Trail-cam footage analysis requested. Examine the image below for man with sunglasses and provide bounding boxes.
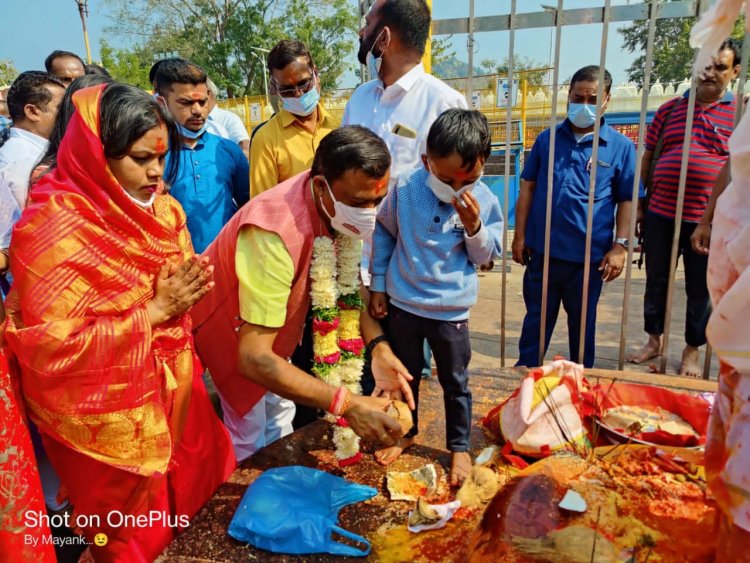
[250,40,339,197]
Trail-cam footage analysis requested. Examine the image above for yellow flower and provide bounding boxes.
[313,330,339,358]
[338,309,362,341]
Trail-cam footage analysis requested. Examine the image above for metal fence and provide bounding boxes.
[219,0,747,379]
[441,0,747,378]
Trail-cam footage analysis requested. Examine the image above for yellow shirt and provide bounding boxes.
[235,226,294,328]
[250,104,340,198]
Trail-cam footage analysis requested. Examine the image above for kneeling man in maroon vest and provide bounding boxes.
[191,125,414,461]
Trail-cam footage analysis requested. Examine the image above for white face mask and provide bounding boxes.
[122,188,157,210]
[317,178,376,240]
[426,170,477,204]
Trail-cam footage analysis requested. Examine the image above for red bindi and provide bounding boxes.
[155,137,166,152]
[191,93,202,100]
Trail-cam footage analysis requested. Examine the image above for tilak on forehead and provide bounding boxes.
[374,177,387,194]
[155,136,167,153]
[453,168,473,180]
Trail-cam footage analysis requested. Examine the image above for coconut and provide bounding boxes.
[456,466,499,508]
[386,400,414,436]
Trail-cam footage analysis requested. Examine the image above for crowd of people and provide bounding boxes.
[0,0,747,559]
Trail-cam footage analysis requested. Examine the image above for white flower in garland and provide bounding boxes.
[336,236,362,296]
[333,426,360,460]
[310,234,367,465]
[310,237,338,309]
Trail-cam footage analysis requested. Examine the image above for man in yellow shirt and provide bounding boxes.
[250,40,340,197]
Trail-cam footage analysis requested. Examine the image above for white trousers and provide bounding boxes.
[218,391,296,463]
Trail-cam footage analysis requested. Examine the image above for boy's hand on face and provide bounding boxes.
[453,191,481,237]
[369,291,388,319]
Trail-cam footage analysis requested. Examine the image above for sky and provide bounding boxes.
[2,0,640,88]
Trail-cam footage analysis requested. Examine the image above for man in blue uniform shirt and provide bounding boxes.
[156,59,249,253]
[512,65,642,368]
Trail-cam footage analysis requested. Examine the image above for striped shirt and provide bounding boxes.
[646,90,735,222]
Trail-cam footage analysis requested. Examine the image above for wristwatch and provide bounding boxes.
[365,335,389,357]
[614,237,630,248]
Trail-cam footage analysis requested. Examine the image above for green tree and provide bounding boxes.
[0,59,18,86]
[479,58,497,75]
[100,41,153,89]
[103,0,358,97]
[620,1,745,86]
[495,55,547,87]
[431,36,455,78]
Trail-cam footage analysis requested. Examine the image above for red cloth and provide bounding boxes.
[191,171,331,417]
[4,85,235,561]
[587,381,710,447]
[0,350,55,562]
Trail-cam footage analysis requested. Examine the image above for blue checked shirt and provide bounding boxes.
[370,167,503,321]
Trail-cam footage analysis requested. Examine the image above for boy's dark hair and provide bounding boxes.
[570,65,613,94]
[426,109,491,169]
[267,40,313,72]
[311,125,390,182]
[85,64,111,78]
[44,50,85,72]
[7,71,65,121]
[155,59,207,94]
[380,0,431,56]
[720,37,742,67]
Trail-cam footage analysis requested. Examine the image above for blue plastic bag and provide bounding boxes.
[228,466,378,556]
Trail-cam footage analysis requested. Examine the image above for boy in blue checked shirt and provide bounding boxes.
[369,109,503,486]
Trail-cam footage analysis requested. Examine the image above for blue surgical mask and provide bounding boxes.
[366,30,385,80]
[567,103,597,129]
[177,121,208,139]
[282,86,320,117]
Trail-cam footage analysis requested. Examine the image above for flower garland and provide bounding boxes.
[310,236,366,466]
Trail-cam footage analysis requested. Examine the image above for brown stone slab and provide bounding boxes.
[159,366,713,561]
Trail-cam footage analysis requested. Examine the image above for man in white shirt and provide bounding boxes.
[343,0,469,400]
[206,78,251,158]
[343,0,468,186]
[344,0,468,286]
[0,71,65,210]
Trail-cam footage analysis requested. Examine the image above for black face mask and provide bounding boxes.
[357,26,383,66]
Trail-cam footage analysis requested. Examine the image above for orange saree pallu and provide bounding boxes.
[4,85,235,561]
[0,349,56,562]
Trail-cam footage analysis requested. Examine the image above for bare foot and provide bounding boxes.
[626,335,662,364]
[450,451,472,487]
[679,345,702,378]
[374,437,414,466]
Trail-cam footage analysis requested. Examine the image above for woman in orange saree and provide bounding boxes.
[4,83,235,562]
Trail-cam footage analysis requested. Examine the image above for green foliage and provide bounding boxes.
[337,293,363,310]
[312,308,338,322]
[0,59,18,86]
[103,0,358,96]
[494,55,547,87]
[619,1,745,86]
[431,35,455,78]
[100,41,152,89]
